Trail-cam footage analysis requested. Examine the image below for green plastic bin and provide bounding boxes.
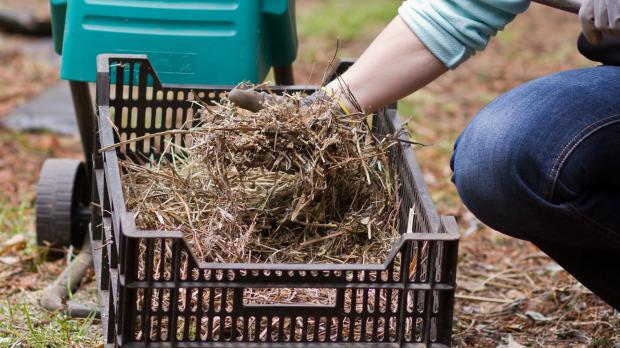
[50,0,298,84]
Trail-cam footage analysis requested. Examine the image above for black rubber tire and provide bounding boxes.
[36,159,89,257]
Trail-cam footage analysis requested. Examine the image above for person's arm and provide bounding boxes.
[326,0,531,112]
[324,17,447,112]
[230,0,531,113]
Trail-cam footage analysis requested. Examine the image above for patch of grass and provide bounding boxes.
[0,197,99,346]
[397,100,422,123]
[0,298,100,347]
[0,199,46,266]
[496,27,518,46]
[298,0,400,41]
[590,337,612,348]
[0,200,32,236]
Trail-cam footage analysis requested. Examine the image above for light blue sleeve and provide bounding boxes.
[398,0,530,68]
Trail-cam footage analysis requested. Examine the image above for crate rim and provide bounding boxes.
[118,211,458,271]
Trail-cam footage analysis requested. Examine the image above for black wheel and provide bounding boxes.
[36,159,89,257]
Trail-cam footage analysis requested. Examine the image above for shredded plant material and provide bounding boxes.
[120,89,401,264]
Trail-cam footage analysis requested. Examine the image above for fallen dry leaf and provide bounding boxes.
[497,334,526,348]
[13,273,40,291]
[0,234,28,255]
[0,256,20,265]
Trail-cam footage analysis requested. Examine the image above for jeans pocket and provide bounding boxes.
[544,113,620,202]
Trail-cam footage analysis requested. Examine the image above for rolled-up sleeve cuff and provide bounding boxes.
[398,3,471,69]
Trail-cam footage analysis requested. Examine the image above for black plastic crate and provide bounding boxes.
[92,54,459,347]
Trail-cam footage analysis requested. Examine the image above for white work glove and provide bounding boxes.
[580,0,620,44]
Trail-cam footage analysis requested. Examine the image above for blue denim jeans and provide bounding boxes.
[451,66,620,310]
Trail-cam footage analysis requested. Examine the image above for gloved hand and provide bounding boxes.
[227,85,285,112]
[580,0,620,44]
[228,85,351,114]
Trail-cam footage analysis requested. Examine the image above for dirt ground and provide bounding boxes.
[0,1,618,347]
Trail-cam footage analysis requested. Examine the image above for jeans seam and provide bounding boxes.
[544,113,620,201]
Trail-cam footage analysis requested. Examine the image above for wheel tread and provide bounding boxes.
[36,159,88,255]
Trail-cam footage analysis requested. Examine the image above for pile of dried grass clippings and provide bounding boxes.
[120,87,401,264]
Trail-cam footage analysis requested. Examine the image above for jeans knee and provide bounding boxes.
[452,67,620,246]
[451,102,543,239]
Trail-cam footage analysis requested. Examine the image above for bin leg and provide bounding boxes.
[274,65,294,85]
[69,81,95,179]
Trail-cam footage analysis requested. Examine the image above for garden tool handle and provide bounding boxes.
[533,0,582,14]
